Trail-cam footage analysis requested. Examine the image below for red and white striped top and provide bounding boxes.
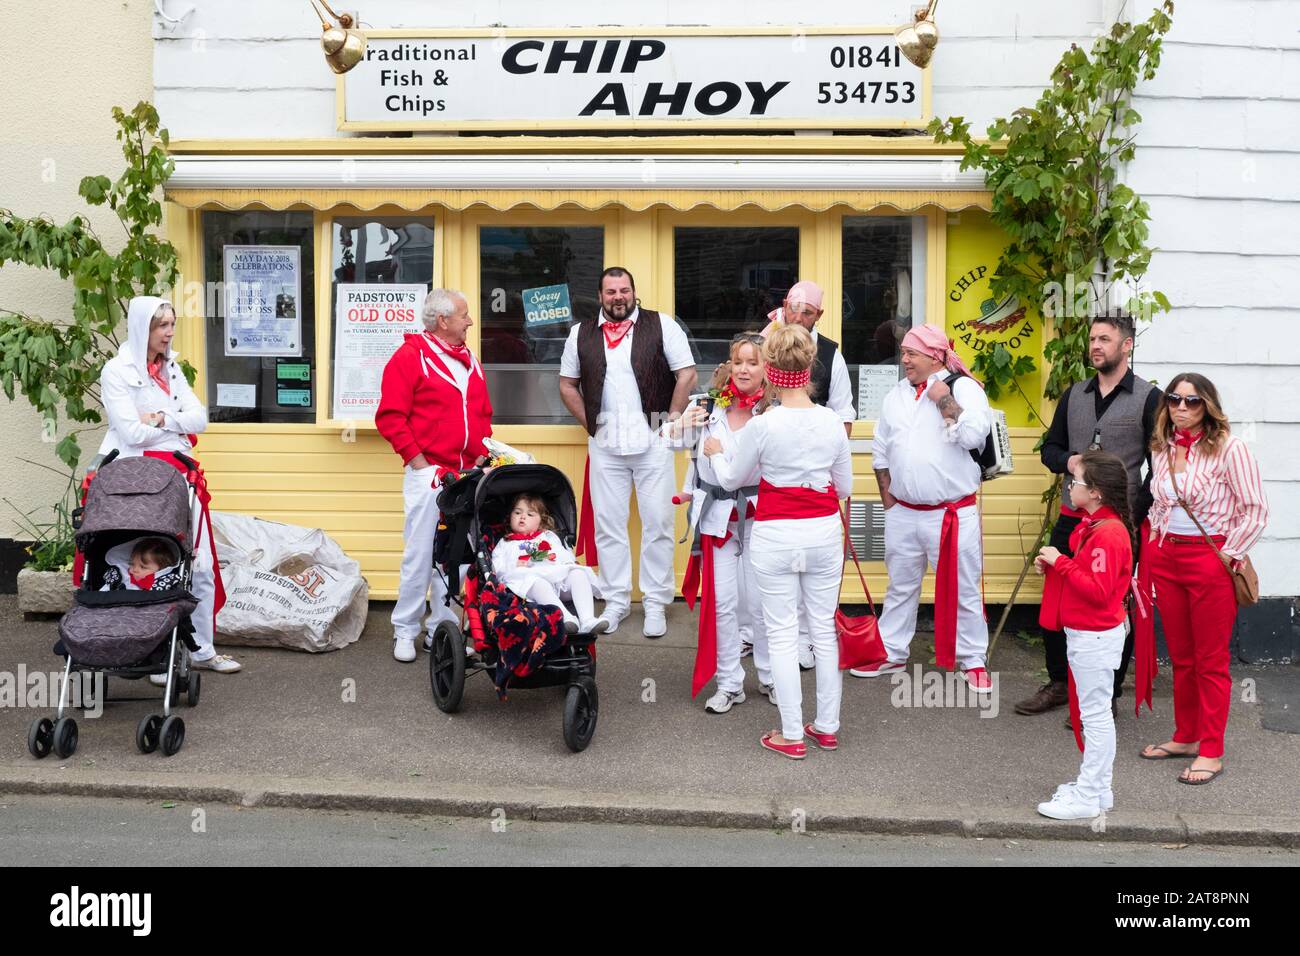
[1148,434,1268,559]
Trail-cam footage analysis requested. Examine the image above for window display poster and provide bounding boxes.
[333,283,426,420]
[857,363,900,421]
[223,245,303,357]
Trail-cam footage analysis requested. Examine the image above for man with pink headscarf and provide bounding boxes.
[764,280,855,435]
[853,323,994,692]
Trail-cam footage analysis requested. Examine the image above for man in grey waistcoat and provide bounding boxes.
[1015,311,1159,720]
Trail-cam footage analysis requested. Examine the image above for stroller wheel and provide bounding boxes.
[27,717,54,759]
[562,677,599,753]
[159,715,185,757]
[51,717,78,759]
[136,714,162,754]
[186,671,201,707]
[428,621,466,714]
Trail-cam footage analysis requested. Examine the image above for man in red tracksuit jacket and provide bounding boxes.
[376,288,493,662]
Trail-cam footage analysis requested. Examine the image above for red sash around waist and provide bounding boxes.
[893,493,978,670]
[754,478,839,521]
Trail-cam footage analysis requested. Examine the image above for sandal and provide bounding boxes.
[1178,762,1224,786]
[1139,743,1197,761]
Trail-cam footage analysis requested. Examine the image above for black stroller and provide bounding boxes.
[429,464,600,752]
[26,451,204,760]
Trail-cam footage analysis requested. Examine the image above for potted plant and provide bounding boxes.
[7,462,80,616]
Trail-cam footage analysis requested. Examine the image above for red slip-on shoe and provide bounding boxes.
[848,658,907,678]
[803,724,839,750]
[760,732,807,760]
[962,667,993,694]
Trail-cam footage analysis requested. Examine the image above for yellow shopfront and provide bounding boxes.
[163,137,1051,604]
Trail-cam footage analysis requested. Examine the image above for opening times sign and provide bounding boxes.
[339,27,929,132]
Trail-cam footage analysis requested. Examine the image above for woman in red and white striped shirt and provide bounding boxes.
[1138,373,1267,785]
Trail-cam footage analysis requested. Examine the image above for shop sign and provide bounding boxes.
[522,283,573,328]
[339,27,929,132]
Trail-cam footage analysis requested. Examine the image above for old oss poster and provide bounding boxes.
[332,284,426,420]
[223,245,302,357]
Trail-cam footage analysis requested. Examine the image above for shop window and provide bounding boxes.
[329,217,435,422]
[478,225,604,425]
[841,216,925,420]
[673,226,799,369]
[202,211,315,423]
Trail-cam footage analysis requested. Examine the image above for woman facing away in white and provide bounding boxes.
[705,324,852,760]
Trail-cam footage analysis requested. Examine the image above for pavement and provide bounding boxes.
[2,595,1298,848]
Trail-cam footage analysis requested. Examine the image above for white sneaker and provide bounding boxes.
[579,618,611,635]
[393,638,417,662]
[757,682,778,706]
[704,689,746,714]
[1037,790,1102,820]
[642,604,667,639]
[1053,781,1114,812]
[599,607,628,634]
[191,654,242,673]
[149,674,168,687]
[798,644,815,670]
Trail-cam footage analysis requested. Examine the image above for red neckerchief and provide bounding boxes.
[129,571,156,590]
[913,382,926,401]
[505,530,544,541]
[723,379,762,410]
[423,331,471,369]
[602,317,633,349]
[1074,505,1120,542]
[147,357,170,395]
[1173,428,1201,452]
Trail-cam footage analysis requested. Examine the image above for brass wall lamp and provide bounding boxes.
[309,0,367,74]
[896,0,940,69]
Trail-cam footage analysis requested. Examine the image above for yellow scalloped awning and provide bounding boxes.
[164,187,992,213]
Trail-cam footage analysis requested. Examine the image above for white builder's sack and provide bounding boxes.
[211,512,369,652]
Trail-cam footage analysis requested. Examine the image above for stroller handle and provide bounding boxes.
[99,449,121,469]
[172,451,198,471]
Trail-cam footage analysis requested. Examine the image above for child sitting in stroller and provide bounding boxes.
[100,537,183,592]
[490,494,609,636]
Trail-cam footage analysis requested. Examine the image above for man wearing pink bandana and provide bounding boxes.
[856,323,994,692]
[762,280,856,434]
[377,288,493,663]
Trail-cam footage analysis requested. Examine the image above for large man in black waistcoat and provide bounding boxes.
[559,267,697,638]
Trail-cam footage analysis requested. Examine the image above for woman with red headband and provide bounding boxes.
[704,324,852,760]
[664,333,773,714]
[1137,373,1267,786]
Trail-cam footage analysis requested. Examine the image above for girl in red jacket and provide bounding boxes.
[1034,451,1134,820]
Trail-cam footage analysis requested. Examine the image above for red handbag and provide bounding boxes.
[836,504,888,671]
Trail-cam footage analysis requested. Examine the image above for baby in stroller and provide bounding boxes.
[100,537,183,592]
[490,494,609,636]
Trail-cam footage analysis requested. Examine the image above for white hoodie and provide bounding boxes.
[96,296,208,458]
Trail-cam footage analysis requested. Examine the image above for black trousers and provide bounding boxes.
[1041,513,1137,700]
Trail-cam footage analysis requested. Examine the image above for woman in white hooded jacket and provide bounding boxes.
[96,296,241,674]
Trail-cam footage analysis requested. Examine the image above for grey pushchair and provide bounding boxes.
[26,450,204,760]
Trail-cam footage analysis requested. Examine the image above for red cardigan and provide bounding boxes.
[1039,507,1133,631]
[376,333,493,469]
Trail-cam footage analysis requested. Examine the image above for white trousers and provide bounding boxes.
[1066,623,1126,803]
[750,528,843,741]
[710,521,771,693]
[587,440,676,613]
[190,535,216,660]
[392,464,457,642]
[878,503,988,670]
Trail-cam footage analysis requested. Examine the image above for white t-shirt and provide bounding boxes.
[710,404,853,548]
[560,308,695,455]
[871,372,992,505]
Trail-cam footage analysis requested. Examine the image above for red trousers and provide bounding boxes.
[1149,534,1238,759]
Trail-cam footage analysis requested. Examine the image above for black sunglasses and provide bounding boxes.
[1165,393,1204,409]
[731,332,765,346]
